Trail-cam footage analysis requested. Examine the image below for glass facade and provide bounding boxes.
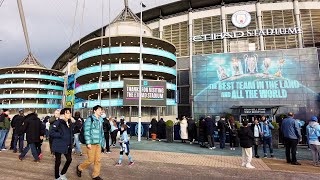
[192,48,320,121]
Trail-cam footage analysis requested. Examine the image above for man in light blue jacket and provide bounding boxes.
[260,116,274,158]
[77,105,105,180]
[306,116,320,166]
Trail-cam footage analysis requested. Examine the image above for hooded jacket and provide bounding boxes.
[238,126,254,148]
[84,114,105,147]
[50,118,74,154]
[0,113,10,130]
[306,121,320,145]
[20,113,42,144]
[11,114,25,134]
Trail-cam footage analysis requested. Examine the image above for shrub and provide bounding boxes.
[166,120,174,127]
[271,121,279,130]
[235,121,241,129]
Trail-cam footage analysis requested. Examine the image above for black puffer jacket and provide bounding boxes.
[150,119,158,134]
[11,114,25,135]
[20,113,42,144]
[238,126,254,148]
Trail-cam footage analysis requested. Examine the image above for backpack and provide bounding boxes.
[79,116,93,144]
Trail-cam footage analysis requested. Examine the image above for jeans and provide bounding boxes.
[55,149,72,179]
[230,135,237,148]
[20,143,39,160]
[207,135,215,148]
[111,130,118,145]
[74,133,82,154]
[13,134,24,152]
[219,132,226,149]
[284,138,298,163]
[0,129,9,149]
[263,136,273,155]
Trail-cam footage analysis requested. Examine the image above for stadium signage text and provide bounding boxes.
[192,27,302,42]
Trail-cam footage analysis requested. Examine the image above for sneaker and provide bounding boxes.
[79,153,83,156]
[212,147,216,150]
[1,148,8,151]
[38,153,43,160]
[93,176,103,180]
[18,155,23,161]
[264,155,267,158]
[76,165,82,177]
[245,164,255,169]
[230,148,233,150]
[159,139,161,142]
[13,150,17,153]
[233,148,236,151]
[105,151,111,154]
[128,162,135,166]
[209,147,213,150]
[190,142,193,144]
[60,174,67,180]
[112,144,116,147]
[291,162,301,165]
[241,162,246,167]
[115,163,122,166]
[255,155,260,158]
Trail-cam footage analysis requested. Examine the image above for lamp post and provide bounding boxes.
[138,1,146,142]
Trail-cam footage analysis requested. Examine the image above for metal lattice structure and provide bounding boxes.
[18,53,46,68]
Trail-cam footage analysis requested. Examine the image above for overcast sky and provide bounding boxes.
[0,0,177,68]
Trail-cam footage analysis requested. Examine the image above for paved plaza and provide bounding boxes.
[0,138,319,180]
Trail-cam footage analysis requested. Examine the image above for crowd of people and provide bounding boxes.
[0,106,134,180]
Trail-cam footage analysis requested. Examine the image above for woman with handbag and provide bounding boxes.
[251,119,262,158]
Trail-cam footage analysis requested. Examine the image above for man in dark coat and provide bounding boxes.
[187,118,197,144]
[11,109,25,153]
[50,108,74,180]
[157,118,166,141]
[199,117,207,147]
[218,117,228,149]
[18,112,42,162]
[205,116,216,149]
[102,112,111,153]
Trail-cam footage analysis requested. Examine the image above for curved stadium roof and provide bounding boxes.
[52,0,286,70]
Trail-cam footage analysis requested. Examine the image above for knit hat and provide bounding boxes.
[311,116,318,122]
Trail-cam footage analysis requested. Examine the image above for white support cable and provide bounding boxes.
[99,0,104,106]
[108,0,112,117]
[0,0,5,7]
[17,0,31,54]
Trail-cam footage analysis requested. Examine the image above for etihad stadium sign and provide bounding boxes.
[192,27,302,42]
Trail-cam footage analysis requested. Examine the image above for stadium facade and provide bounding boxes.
[53,0,320,121]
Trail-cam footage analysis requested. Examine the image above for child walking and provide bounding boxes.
[238,120,255,169]
[115,119,134,166]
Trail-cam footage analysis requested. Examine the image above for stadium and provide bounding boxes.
[53,0,320,122]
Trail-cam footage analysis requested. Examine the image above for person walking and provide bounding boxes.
[110,117,118,147]
[228,117,238,150]
[187,118,197,144]
[102,113,111,153]
[18,112,43,162]
[0,109,10,152]
[77,105,105,180]
[281,112,302,165]
[180,116,188,143]
[251,119,262,158]
[239,120,255,169]
[306,116,320,166]
[205,116,216,149]
[11,109,25,153]
[50,108,74,180]
[260,116,274,158]
[218,117,228,149]
[73,111,83,156]
[49,109,61,155]
[115,119,134,166]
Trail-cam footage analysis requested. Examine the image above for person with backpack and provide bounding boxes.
[77,105,105,180]
[50,108,74,180]
[0,108,10,152]
[11,109,25,153]
[73,111,83,156]
[306,116,320,166]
